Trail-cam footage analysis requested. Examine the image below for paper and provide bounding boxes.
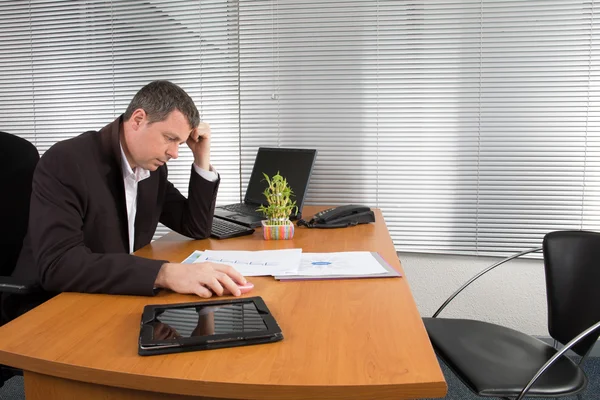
[181,250,203,264]
[194,249,302,276]
[181,249,400,281]
[280,251,388,277]
[274,252,401,281]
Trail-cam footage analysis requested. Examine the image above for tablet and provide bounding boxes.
[138,296,283,356]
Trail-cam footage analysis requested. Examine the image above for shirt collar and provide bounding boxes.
[119,142,150,182]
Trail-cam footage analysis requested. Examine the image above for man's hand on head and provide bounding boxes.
[187,122,211,171]
[154,261,246,298]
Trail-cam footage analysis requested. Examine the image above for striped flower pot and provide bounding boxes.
[261,220,295,240]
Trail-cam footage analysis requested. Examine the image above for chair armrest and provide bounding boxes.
[515,320,600,400]
[0,276,39,294]
[432,247,542,318]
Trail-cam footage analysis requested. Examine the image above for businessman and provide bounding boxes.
[3,81,245,322]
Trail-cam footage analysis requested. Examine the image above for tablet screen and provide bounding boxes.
[152,302,268,340]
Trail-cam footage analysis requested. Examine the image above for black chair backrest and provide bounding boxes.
[543,230,600,356]
[0,132,39,278]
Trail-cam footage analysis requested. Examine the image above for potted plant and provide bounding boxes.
[257,172,298,240]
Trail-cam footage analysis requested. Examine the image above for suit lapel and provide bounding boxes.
[99,116,131,252]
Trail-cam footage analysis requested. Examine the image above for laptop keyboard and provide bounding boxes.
[211,218,255,239]
[221,203,263,217]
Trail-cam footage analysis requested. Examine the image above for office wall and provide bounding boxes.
[399,252,547,336]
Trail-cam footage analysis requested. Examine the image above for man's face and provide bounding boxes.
[125,109,191,171]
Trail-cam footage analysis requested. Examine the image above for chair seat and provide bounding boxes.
[423,318,588,398]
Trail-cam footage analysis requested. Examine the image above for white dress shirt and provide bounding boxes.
[119,145,218,253]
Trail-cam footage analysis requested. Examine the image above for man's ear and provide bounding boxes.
[130,109,147,130]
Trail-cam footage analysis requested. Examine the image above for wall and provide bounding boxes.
[399,252,548,336]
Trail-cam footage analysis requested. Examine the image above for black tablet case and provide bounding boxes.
[138,296,283,356]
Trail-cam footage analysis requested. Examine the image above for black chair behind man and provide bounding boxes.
[0,131,40,387]
[424,230,600,400]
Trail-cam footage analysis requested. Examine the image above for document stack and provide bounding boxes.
[182,249,401,280]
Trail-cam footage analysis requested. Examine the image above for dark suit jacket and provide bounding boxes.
[9,116,219,308]
[0,132,39,278]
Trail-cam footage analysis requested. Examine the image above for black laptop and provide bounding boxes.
[214,147,317,227]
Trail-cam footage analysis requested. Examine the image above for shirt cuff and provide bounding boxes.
[193,164,219,182]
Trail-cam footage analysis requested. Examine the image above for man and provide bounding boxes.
[4,81,245,321]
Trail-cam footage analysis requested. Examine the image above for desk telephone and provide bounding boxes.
[297,205,375,228]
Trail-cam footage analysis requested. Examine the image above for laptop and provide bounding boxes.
[214,147,317,227]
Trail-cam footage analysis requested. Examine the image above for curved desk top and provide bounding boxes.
[0,207,446,399]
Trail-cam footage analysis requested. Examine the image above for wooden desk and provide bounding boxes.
[0,207,446,400]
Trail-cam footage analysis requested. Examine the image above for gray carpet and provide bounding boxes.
[0,376,23,400]
[0,358,598,399]
[424,356,600,400]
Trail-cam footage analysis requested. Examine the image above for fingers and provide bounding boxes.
[161,262,246,298]
[202,276,225,296]
[199,272,241,297]
[189,128,199,142]
[212,263,247,285]
[196,122,211,137]
[216,272,242,297]
[193,284,214,298]
[189,123,211,142]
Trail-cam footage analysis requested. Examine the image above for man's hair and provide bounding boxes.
[123,80,200,129]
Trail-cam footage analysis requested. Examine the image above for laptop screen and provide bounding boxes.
[244,148,317,211]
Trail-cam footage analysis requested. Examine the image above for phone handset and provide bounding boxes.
[297,205,375,229]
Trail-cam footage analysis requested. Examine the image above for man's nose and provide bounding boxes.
[167,143,179,159]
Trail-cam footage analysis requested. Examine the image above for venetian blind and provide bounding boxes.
[0,0,241,239]
[238,0,600,255]
[1,0,599,256]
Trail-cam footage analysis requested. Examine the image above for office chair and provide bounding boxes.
[423,230,600,400]
[0,131,40,387]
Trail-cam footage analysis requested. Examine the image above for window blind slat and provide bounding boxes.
[0,0,240,239]
[238,0,598,254]
[1,0,599,254]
